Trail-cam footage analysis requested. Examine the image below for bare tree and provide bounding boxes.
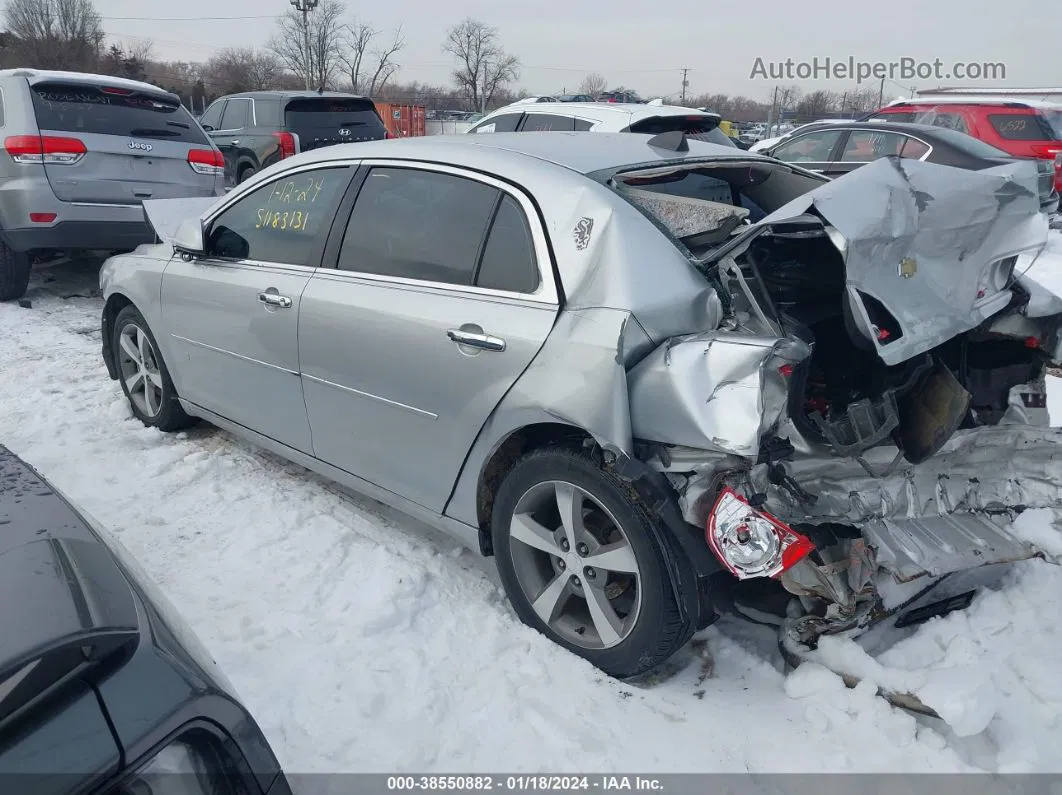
[205,48,283,96]
[269,0,346,90]
[3,0,104,70]
[578,72,607,97]
[442,18,519,113]
[794,90,838,121]
[343,21,404,96]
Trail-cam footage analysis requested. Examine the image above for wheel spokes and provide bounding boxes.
[554,482,585,550]
[510,513,563,555]
[583,540,639,575]
[119,331,141,365]
[584,582,625,647]
[531,572,571,625]
[124,371,145,394]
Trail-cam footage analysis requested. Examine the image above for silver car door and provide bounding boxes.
[299,162,559,513]
[160,164,355,453]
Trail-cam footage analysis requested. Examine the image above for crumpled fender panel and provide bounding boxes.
[626,331,810,457]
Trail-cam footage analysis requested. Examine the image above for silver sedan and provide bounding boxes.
[100,131,1062,686]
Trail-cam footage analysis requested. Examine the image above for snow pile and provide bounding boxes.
[1,264,1061,773]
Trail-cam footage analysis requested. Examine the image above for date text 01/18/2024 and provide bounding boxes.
[386,777,664,792]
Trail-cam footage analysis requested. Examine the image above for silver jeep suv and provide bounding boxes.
[0,69,225,300]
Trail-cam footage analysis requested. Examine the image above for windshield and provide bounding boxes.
[30,83,207,143]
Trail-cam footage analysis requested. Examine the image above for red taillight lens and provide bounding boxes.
[272,131,296,158]
[187,148,224,176]
[707,488,814,580]
[29,212,57,223]
[5,135,86,165]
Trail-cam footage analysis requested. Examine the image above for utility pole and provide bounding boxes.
[878,75,885,107]
[290,0,319,90]
[767,85,778,135]
[680,68,689,105]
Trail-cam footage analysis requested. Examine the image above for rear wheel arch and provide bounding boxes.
[475,422,595,556]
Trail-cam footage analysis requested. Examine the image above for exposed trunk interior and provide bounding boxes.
[733,225,1048,461]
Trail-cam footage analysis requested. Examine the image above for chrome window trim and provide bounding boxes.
[328,157,560,306]
[769,128,846,161]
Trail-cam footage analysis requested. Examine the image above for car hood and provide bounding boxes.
[707,156,1050,366]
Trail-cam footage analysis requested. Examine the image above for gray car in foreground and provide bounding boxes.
[98,132,1062,704]
[0,445,290,795]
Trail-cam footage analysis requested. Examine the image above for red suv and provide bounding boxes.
[865,101,1062,193]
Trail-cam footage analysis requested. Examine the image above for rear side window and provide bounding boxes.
[573,118,593,131]
[900,137,930,159]
[988,113,1057,141]
[628,115,734,147]
[522,113,574,131]
[284,97,385,135]
[912,110,969,134]
[339,167,498,285]
[475,195,540,293]
[30,83,209,144]
[219,98,250,130]
[839,130,905,161]
[471,113,522,133]
[252,98,282,128]
[206,167,350,265]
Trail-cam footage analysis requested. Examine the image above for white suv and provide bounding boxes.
[467,101,737,147]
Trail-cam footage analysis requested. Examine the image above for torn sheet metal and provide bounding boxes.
[757,424,1062,525]
[756,157,1050,366]
[142,197,218,245]
[626,332,810,457]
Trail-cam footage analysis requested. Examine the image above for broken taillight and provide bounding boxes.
[706,488,814,580]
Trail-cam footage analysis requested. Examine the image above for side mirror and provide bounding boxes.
[173,218,206,260]
[202,124,215,132]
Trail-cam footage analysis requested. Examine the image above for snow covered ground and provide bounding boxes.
[2,236,1062,773]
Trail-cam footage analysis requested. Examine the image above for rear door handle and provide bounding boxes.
[447,329,506,352]
[258,292,292,308]
[229,139,240,145]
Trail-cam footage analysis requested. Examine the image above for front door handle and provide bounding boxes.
[258,292,292,308]
[447,329,506,352]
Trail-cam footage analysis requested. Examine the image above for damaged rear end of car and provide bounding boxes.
[611,152,1062,692]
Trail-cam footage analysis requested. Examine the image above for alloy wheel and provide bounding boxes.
[117,323,165,418]
[508,480,642,649]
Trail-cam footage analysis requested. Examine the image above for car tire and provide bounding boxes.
[491,447,693,679]
[237,165,256,184]
[112,305,197,432]
[0,242,31,301]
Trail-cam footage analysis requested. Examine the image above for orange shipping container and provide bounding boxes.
[374,102,427,138]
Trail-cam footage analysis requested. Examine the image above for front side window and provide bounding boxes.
[199,101,225,131]
[206,167,350,265]
[338,167,498,286]
[772,130,844,162]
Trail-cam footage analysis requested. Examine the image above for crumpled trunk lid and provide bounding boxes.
[714,156,1050,367]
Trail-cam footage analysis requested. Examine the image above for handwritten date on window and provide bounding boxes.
[254,176,329,233]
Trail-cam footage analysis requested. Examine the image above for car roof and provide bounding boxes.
[289,131,758,176]
[221,90,373,101]
[487,101,721,122]
[0,68,173,98]
[885,97,1059,111]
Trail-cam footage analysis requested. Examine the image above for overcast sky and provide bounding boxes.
[95,0,1060,100]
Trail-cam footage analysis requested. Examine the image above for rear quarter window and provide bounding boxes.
[30,83,208,144]
[987,113,1057,141]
